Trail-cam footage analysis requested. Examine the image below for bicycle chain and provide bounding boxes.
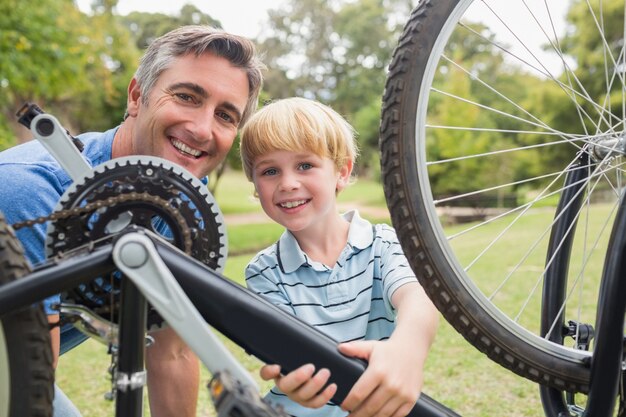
[9,184,200,331]
[11,191,193,254]
[7,156,226,332]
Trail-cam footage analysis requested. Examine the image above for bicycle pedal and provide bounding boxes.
[208,371,289,417]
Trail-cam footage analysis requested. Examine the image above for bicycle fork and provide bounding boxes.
[540,154,626,417]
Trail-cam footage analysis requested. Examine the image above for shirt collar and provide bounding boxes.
[277,209,374,273]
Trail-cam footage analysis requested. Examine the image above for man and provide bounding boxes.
[0,25,265,416]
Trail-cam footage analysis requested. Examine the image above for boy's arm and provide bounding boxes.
[338,282,439,417]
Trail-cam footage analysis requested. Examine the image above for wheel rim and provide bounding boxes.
[0,322,10,417]
[415,0,625,369]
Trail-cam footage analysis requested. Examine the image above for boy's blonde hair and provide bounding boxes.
[240,97,358,180]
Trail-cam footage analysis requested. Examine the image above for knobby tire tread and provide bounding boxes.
[0,212,54,417]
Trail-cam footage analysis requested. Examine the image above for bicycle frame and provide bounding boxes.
[0,226,458,417]
[540,154,626,417]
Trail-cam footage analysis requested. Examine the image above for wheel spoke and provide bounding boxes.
[381,0,625,394]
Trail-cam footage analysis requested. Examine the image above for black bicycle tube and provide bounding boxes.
[582,193,626,416]
[115,278,147,417]
[0,245,114,316]
[155,239,461,417]
[540,157,589,416]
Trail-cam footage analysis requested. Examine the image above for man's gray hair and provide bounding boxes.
[132,25,265,126]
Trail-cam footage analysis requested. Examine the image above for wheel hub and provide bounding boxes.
[589,131,626,162]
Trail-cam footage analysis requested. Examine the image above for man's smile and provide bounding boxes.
[170,137,203,158]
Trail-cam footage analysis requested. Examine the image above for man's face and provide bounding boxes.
[123,53,249,178]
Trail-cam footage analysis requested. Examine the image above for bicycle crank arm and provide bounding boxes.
[17,104,92,183]
[152,234,460,417]
[112,231,259,391]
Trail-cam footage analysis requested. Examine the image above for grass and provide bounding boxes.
[338,176,387,207]
[226,222,284,256]
[54,170,601,417]
[212,170,261,215]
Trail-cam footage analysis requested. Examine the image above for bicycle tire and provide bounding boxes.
[378,0,626,393]
[0,211,54,417]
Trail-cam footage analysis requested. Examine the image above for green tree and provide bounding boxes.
[120,5,222,50]
[562,0,624,109]
[258,0,415,175]
[506,0,626,187]
[351,96,383,177]
[425,21,546,201]
[0,0,145,145]
[64,0,141,133]
[0,0,95,144]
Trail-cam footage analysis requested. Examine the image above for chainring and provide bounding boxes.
[47,156,227,326]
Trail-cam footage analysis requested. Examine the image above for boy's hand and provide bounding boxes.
[337,339,423,417]
[259,363,337,409]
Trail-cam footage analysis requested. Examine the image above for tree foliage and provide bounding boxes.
[1,0,96,143]
[1,0,620,199]
[0,1,224,148]
[257,0,415,173]
[120,4,222,50]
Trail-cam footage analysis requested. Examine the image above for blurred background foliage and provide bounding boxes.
[0,0,608,196]
[0,0,415,180]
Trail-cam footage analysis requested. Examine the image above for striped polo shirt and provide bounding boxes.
[245,210,417,417]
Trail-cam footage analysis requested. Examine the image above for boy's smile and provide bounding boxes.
[278,199,311,210]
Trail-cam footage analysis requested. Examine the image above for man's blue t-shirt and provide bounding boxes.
[0,128,116,352]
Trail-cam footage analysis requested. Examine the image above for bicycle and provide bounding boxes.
[0,104,457,417]
[4,1,626,416]
[379,0,625,415]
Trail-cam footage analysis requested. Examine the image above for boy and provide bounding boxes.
[239,97,439,417]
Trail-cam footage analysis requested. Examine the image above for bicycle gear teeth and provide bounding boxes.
[47,156,227,270]
[43,156,227,328]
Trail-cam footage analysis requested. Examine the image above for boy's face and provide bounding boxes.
[252,149,352,233]
[121,53,249,179]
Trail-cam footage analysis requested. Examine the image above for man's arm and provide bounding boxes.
[145,326,200,417]
[49,314,60,368]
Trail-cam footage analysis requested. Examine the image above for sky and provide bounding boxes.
[74,0,570,74]
[76,0,279,39]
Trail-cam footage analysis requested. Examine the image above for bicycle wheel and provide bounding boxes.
[0,212,54,417]
[380,0,625,393]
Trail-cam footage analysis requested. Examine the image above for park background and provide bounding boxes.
[1,0,591,415]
